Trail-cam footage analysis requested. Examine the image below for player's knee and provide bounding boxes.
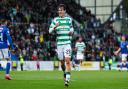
[66,60,70,65]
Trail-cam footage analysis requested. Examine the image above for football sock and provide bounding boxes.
[126,63,128,69]
[6,61,11,75]
[78,64,80,71]
[66,72,71,82]
[64,73,66,78]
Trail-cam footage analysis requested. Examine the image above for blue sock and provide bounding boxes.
[126,63,128,69]
[6,62,11,75]
[120,63,123,69]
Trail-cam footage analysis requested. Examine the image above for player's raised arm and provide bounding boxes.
[114,47,121,56]
[49,18,59,33]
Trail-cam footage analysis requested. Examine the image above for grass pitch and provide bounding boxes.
[0,70,128,89]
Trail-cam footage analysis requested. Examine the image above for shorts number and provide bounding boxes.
[66,49,70,54]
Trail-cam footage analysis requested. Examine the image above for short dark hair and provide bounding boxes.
[58,4,66,11]
[0,19,7,24]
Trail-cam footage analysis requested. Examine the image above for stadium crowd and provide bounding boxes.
[0,0,125,62]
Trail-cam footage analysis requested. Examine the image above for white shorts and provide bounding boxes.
[0,48,10,59]
[76,54,84,60]
[121,54,128,61]
[57,44,72,60]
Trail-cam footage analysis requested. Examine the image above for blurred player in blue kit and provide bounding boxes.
[114,35,128,71]
[0,19,15,80]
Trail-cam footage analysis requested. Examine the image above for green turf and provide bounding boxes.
[0,70,128,89]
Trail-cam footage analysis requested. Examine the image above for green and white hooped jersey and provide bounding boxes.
[49,16,74,46]
[75,42,86,55]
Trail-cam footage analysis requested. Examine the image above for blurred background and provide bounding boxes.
[0,0,128,70]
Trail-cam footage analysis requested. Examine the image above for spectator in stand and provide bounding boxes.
[31,49,38,61]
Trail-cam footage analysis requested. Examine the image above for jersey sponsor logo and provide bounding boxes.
[59,20,67,23]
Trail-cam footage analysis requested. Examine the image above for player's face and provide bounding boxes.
[58,7,65,17]
[122,36,126,41]
[79,37,82,42]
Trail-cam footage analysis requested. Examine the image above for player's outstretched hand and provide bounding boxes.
[54,22,59,29]
[114,51,118,56]
[10,49,16,54]
[8,45,16,54]
[56,22,59,27]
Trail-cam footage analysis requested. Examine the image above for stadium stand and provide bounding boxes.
[0,0,127,62]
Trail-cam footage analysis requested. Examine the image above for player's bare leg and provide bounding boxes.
[60,60,66,81]
[77,60,81,71]
[79,59,83,71]
[80,60,83,65]
[65,57,71,87]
